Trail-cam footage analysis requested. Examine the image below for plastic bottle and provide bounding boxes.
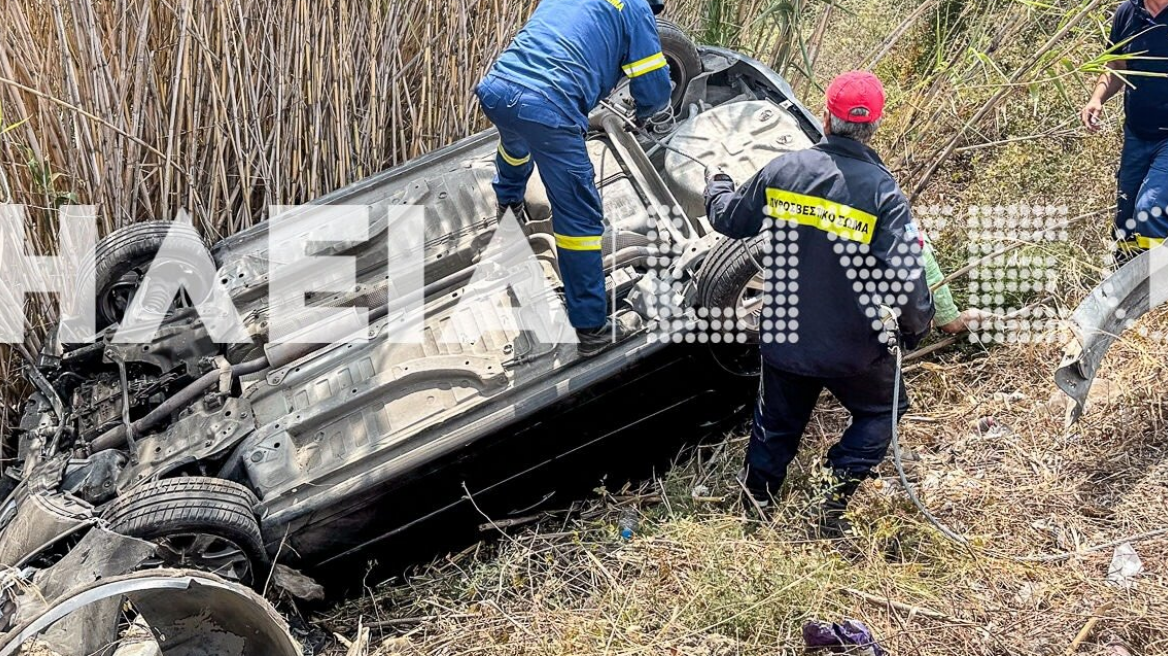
[618,508,638,540]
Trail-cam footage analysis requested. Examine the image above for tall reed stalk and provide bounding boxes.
[0,0,537,238]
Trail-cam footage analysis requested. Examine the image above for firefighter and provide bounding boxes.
[475,0,672,356]
[703,71,935,537]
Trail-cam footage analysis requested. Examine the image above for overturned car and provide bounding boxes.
[0,27,823,587]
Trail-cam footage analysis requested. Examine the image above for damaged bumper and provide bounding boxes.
[1056,248,1168,421]
[0,529,300,656]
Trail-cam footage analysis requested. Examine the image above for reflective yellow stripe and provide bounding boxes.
[554,233,603,251]
[497,143,530,167]
[1119,237,1165,251]
[603,0,624,9]
[622,52,667,78]
[764,188,877,245]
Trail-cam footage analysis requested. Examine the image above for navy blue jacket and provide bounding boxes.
[1109,0,1168,140]
[705,136,934,377]
[488,0,673,129]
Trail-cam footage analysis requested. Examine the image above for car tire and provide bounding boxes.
[656,19,702,111]
[696,234,768,340]
[86,221,208,330]
[105,477,268,586]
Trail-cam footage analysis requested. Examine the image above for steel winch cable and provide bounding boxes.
[887,337,970,545]
[598,101,769,276]
[597,100,711,175]
[872,306,974,546]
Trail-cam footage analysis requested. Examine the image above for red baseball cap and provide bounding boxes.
[826,71,885,124]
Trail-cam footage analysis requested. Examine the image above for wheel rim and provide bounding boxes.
[98,264,195,327]
[98,269,145,326]
[145,532,254,584]
[735,272,765,334]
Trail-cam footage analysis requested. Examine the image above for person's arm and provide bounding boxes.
[922,244,959,326]
[923,243,990,334]
[1082,60,1126,132]
[703,169,768,240]
[872,194,934,347]
[622,7,671,120]
[1082,9,1129,132]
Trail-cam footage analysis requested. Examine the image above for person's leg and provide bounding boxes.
[475,77,534,208]
[523,117,607,330]
[743,361,822,500]
[1115,128,1158,255]
[1133,138,1168,244]
[823,357,909,480]
[809,358,907,537]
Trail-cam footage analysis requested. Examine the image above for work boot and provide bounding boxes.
[736,468,781,518]
[576,312,643,357]
[496,201,530,224]
[807,471,863,540]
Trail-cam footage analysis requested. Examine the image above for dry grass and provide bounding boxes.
[316,316,1168,655]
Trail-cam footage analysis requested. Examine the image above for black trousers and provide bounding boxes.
[744,357,909,492]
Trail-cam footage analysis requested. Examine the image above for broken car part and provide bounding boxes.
[1056,248,1168,422]
[0,570,301,656]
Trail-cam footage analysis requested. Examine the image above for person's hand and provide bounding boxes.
[705,167,733,185]
[1081,99,1104,132]
[702,169,734,203]
[937,308,991,334]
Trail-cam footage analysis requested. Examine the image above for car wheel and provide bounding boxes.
[104,477,267,586]
[696,234,768,340]
[85,221,208,330]
[656,19,702,112]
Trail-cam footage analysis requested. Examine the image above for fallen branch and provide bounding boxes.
[1066,602,1114,655]
[1016,527,1168,563]
[930,208,1108,293]
[841,587,963,624]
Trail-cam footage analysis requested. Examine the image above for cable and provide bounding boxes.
[888,340,969,544]
[596,100,710,175]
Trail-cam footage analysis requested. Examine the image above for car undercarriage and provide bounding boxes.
[0,36,822,588]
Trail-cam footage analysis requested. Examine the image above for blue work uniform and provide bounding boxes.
[475,0,672,329]
[705,135,934,487]
[1109,0,1168,250]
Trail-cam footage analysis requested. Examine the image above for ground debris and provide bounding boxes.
[1105,543,1143,589]
[272,564,326,602]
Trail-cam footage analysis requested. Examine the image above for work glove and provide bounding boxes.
[703,168,734,200]
[706,167,733,185]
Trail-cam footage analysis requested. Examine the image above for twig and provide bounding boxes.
[1066,602,1114,655]
[905,335,960,362]
[1016,527,1168,563]
[477,515,541,532]
[841,587,963,624]
[930,208,1107,292]
[0,75,178,167]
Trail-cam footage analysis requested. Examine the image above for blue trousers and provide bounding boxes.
[475,75,607,330]
[744,357,909,493]
[1115,127,1168,248]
